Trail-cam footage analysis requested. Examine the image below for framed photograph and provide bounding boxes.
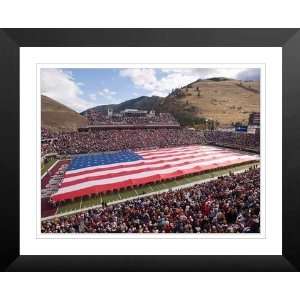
[0,29,299,271]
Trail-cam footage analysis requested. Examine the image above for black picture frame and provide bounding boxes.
[0,28,299,272]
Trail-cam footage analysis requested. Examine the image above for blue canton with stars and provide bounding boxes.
[67,150,144,171]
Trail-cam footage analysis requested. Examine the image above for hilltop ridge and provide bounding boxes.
[82,77,260,127]
[41,95,88,132]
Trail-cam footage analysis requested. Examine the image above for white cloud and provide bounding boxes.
[160,68,246,78]
[120,69,157,91]
[98,88,117,96]
[40,68,94,112]
[120,68,259,97]
[97,88,119,105]
[120,68,199,96]
[236,69,260,80]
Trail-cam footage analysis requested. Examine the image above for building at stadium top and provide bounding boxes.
[120,108,148,116]
[78,123,180,131]
[80,108,180,130]
[247,112,260,134]
[248,112,260,126]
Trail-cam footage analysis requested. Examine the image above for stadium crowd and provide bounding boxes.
[41,128,57,140]
[204,131,260,151]
[41,168,260,233]
[41,143,56,157]
[41,128,260,156]
[41,128,207,155]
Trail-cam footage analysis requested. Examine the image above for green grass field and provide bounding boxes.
[41,159,57,176]
[54,162,259,215]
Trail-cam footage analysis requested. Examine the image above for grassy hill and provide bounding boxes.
[41,95,88,132]
[164,78,260,126]
[82,78,260,127]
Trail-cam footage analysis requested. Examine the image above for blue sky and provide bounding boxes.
[40,68,260,112]
[63,68,165,104]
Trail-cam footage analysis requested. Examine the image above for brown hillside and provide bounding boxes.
[164,79,260,126]
[41,95,88,132]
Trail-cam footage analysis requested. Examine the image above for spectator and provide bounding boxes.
[204,131,259,152]
[41,128,260,156]
[41,128,207,155]
[41,168,260,233]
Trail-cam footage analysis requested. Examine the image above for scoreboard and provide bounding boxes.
[235,125,248,132]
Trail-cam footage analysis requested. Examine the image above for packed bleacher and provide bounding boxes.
[42,128,54,139]
[204,131,260,152]
[41,167,260,233]
[41,128,207,155]
[41,128,59,156]
[41,127,261,157]
[41,143,56,157]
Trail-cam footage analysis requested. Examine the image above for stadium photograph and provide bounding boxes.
[40,67,261,234]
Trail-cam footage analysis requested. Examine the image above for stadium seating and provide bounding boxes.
[41,168,260,233]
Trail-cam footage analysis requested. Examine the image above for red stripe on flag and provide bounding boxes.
[51,157,257,203]
[60,152,238,187]
[64,149,230,178]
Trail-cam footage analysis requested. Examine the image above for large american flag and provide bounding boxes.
[51,145,259,203]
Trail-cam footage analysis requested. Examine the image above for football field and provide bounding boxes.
[52,161,259,217]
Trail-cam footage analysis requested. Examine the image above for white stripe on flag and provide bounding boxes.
[62,151,240,183]
[66,147,228,175]
[54,154,256,196]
